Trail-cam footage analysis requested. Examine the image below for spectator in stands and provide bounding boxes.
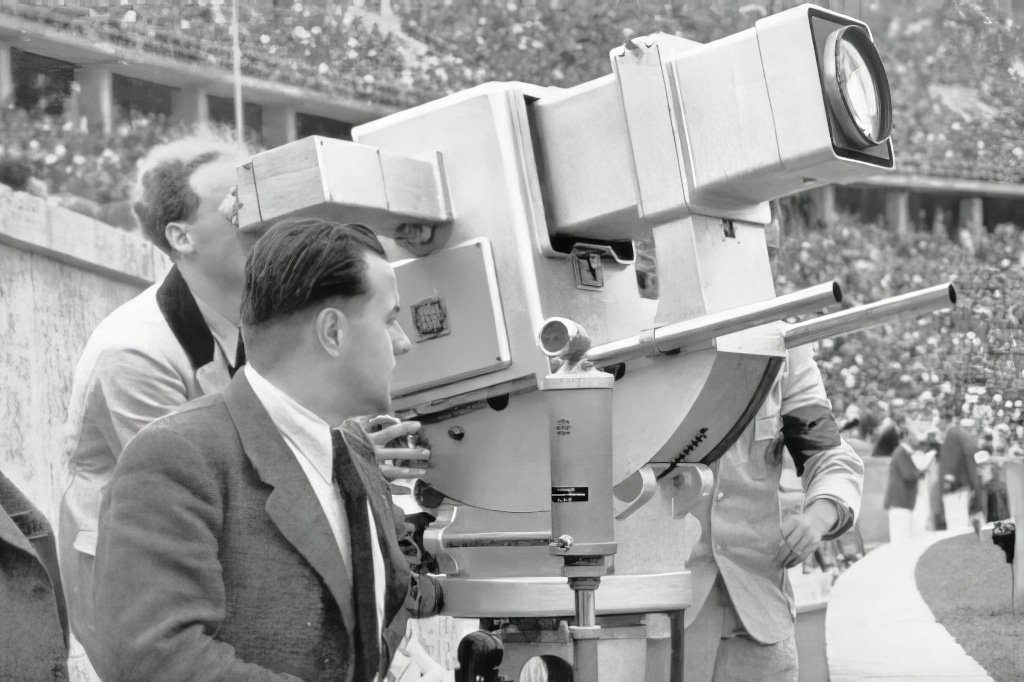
[939,412,980,532]
[0,157,32,191]
[57,129,258,681]
[0,156,48,196]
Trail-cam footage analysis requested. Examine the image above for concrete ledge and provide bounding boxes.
[0,185,168,286]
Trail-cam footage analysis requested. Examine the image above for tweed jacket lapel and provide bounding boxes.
[222,372,356,633]
[0,504,34,556]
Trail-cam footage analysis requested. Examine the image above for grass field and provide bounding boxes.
[915,531,1024,682]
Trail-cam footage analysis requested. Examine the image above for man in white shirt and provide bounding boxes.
[92,217,443,681]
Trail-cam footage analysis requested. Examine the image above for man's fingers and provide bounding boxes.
[778,521,815,566]
[784,524,813,549]
[775,539,795,566]
[366,415,402,431]
[375,447,431,463]
[368,421,420,445]
[784,553,805,569]
[379,465,429,480]
[790,540,813,561]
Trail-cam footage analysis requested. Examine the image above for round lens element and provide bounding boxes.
[838,40,880,137]
[822,25,892,149]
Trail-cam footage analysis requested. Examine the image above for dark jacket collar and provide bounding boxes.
[156,266,215,371]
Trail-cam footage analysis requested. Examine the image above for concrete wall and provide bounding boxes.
[0,185,168,529]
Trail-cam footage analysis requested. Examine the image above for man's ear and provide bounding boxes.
[165,222,195,257]
[315,307,347,358]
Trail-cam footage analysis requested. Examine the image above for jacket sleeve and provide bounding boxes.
[93,425,301,682]
[781,345,865,539]
[963,433,980,489]
[892,446,923,482]
[92,346,189,458]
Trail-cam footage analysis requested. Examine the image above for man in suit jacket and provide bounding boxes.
[58,132,258,674]
[0,469,69,681]
[93,217,442,681]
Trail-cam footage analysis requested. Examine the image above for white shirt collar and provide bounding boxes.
[244,364,335,483]
[193,293,241,367]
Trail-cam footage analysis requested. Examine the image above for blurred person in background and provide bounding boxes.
[872,417,901,458]
[1007,431,1024,458]
[839,405,872,460]
[883,424,930,543]
[938,411,980,532]
[910,421,940,534]
[978,424,1010,523]
[924,425,946,530]
[993,422,1011,456]
[0,157,33,192]
[0,156,48,196]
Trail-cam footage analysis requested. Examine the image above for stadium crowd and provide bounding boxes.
[0,108,184,205]
[775,214,1024,438]
[1,0,1023,436]
[1,1,1022,181]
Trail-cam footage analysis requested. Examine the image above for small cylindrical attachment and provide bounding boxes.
[653,281,842,351]
[784,283,956,348]
[586,280,842,365]
[540,317,592,364]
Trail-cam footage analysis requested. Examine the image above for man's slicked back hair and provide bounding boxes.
[131,127,252,254]
[242,217,386,329]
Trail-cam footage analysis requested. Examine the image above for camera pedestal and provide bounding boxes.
[458,612,675,682]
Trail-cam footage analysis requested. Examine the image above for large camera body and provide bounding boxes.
[236,5,951,677]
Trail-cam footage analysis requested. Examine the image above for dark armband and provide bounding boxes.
[782,405,842,476]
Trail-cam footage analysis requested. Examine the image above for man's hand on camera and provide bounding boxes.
[365,416,431,480]
[775,499,838,569]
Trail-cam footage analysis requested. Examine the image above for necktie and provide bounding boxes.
[331,429,380,680]
[230,329,246,378]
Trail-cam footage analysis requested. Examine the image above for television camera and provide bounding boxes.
[234,5,955,680]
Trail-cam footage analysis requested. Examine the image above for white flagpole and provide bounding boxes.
[232,0,243,144]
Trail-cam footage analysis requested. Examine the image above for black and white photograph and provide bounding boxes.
[1,0,1023,680]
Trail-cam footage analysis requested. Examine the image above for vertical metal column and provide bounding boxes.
[539,317,618,682]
